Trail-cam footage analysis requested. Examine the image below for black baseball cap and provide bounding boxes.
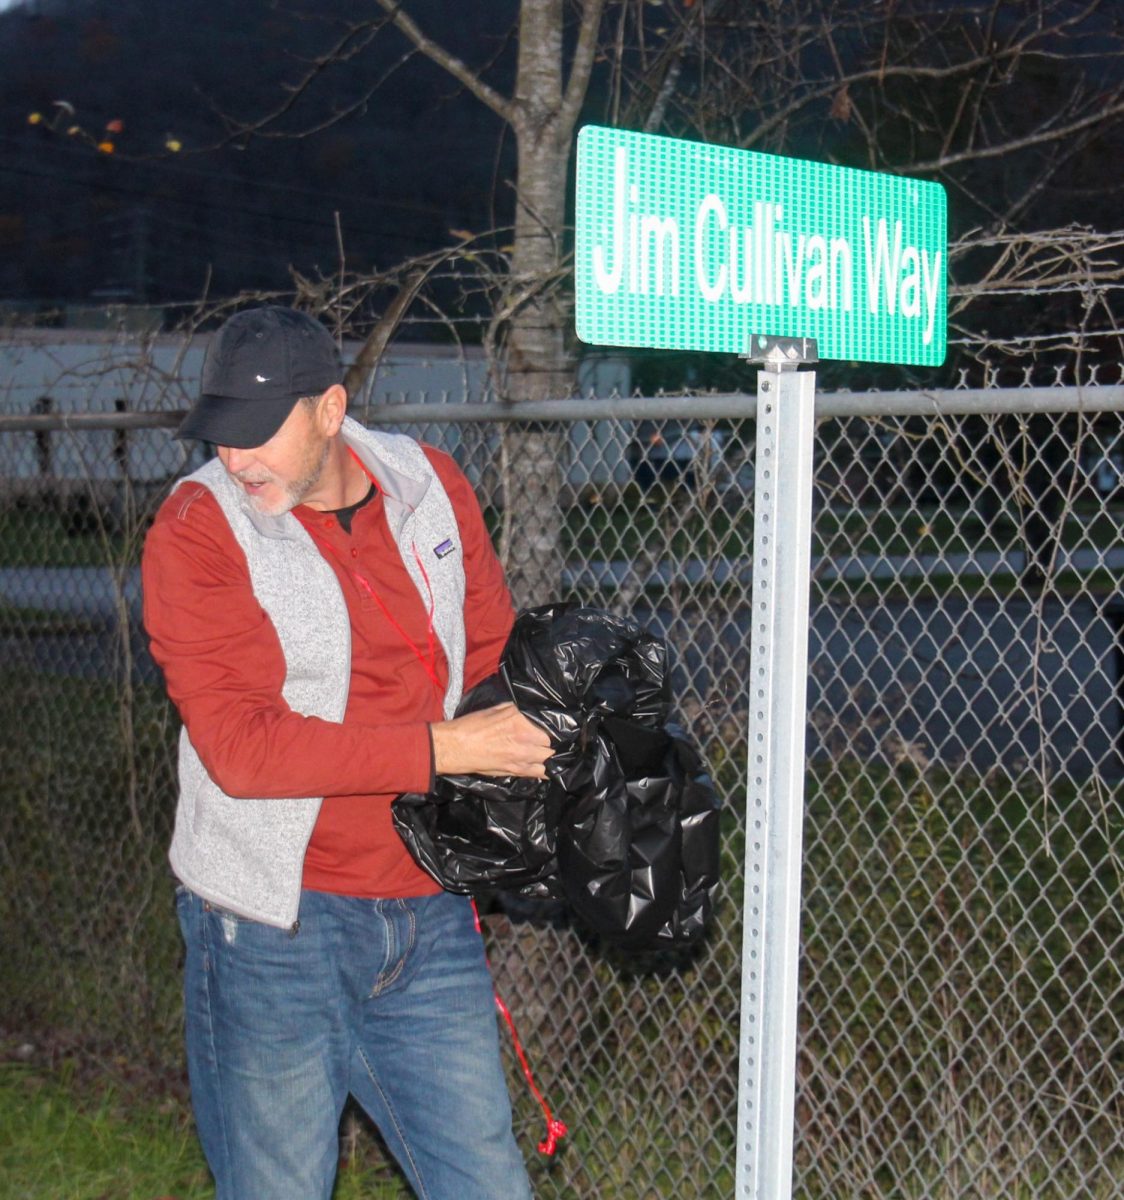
[178,306,342,448]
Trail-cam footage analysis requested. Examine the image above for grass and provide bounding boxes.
[0,499,141,569]
[0,1061,211,1200]
[0,1062,410,1200]
[0,604,106,634]
[815,566,1122,606]
[556,490,1124,569]
[0,667,184,1068]
[793,758,1124,1199]
[7,489,1124,572]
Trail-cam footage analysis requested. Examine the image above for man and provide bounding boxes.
[142,305,552,1200]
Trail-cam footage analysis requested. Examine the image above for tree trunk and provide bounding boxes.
[370,0,604,607]
[498,0,576,609]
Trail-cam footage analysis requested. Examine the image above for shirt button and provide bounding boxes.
[350,548,359,558]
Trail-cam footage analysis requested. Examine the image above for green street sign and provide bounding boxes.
[575,125,947,366]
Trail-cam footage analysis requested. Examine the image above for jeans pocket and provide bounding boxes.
[200,900,248,947]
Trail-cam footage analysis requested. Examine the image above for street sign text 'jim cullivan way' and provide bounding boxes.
[575,126,947,366]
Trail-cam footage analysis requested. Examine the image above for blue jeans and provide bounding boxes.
[176,886,532,1200]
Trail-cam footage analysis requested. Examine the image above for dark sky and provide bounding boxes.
[0,0,520,308]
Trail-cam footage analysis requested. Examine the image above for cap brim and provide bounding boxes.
[177,393,299,449]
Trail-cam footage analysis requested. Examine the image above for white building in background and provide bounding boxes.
[0,326,633,496]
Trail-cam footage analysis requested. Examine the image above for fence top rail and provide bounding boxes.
[1,386,1122,434]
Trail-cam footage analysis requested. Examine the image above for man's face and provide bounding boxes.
[217,398,331,516]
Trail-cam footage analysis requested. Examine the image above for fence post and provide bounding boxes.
[735,337,817,1199]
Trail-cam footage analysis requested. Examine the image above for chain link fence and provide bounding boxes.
[1,342,1122,1197]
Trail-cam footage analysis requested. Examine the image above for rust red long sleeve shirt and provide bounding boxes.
[142,444,514,898]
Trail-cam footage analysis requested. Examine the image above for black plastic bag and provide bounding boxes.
[392,604,721,948]
[392,674,564,896]
[557,714,720,946]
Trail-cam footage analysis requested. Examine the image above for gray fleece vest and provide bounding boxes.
[168,417,466,928]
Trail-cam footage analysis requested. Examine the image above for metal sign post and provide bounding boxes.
[736,335,818,1200]
[573,122,946,1199]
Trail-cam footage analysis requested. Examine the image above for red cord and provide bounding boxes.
[471,900,568,1156]
[303,454,443,693]
[493,988,569,1154]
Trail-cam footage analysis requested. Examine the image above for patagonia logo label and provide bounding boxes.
[434,538,455,559]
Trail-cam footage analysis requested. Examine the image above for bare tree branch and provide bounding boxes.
[373,0,515,124]
[908,97,1124,174]
[203,19,399,145]
[558,0,609,137]
[343,265,435,398]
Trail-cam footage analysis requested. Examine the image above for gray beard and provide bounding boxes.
[246,438,331,517]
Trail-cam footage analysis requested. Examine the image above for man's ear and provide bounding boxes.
[317,384,348,437]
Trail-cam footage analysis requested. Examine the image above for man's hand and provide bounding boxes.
[431,703,553,779]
